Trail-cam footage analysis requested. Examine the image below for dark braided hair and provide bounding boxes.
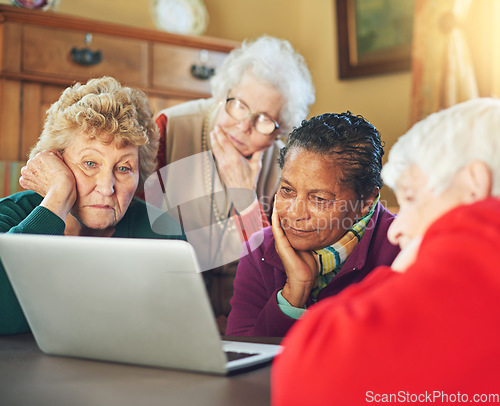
[278,112,384,199]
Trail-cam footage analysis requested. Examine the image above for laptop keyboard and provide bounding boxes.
[224,351,257,362]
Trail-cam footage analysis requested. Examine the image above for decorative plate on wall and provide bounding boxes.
[10,0,60,10]
[151,0,208,35]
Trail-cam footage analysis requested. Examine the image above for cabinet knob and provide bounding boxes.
[71,33,103,66]
[191,49,214,80]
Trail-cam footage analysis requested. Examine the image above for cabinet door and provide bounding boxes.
[20,83,65,160]
[0,81,64,161]
[0,79,22,160]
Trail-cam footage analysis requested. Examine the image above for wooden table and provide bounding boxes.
[0,334,279,406]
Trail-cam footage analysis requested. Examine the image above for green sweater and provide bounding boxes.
[0,191,186,335]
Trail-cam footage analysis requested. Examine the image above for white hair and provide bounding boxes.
[210,35,315,138]
[382,97,500,196]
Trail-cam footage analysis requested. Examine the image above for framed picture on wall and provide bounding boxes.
[336,0,415,79]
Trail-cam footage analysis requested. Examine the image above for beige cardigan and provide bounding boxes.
[153,98,283,273]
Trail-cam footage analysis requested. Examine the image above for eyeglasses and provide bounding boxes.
[225,97,280,136]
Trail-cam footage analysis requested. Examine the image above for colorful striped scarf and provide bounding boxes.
[310,195,379,298]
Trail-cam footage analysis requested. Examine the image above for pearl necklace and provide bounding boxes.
[201,103,235,230]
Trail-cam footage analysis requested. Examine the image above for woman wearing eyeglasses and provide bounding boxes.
[152,35,315,332]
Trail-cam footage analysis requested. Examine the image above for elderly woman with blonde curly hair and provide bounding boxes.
[0,76,184,335]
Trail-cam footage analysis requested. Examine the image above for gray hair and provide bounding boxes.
[210,35,315,138]
[382,97,500,196]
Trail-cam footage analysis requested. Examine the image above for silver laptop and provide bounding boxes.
[0,233,281,375]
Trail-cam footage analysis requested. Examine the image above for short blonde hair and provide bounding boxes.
[382,97,500,196]
[30,76,159,188]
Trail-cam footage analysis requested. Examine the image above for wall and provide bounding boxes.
[1,0,412,205]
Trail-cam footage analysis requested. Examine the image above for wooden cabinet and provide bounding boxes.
[0,5,238,161]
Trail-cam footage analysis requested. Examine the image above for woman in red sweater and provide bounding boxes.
[272,98,500,406]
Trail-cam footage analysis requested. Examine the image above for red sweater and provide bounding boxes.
[272,198,500,406]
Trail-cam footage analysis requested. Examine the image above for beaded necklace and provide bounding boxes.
[201,103,235,231]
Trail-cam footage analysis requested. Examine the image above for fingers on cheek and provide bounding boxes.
[210,136,222,155]
[19,176,29,189]
[210,129,221,143]
[214,128,230,146]
[24,159,39,176]
[20,167,30,182]
[21,165,36,181]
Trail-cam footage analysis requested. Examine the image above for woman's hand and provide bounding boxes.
[272,200,318,308]
[210,125,264,193]
[20,150,77,220]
